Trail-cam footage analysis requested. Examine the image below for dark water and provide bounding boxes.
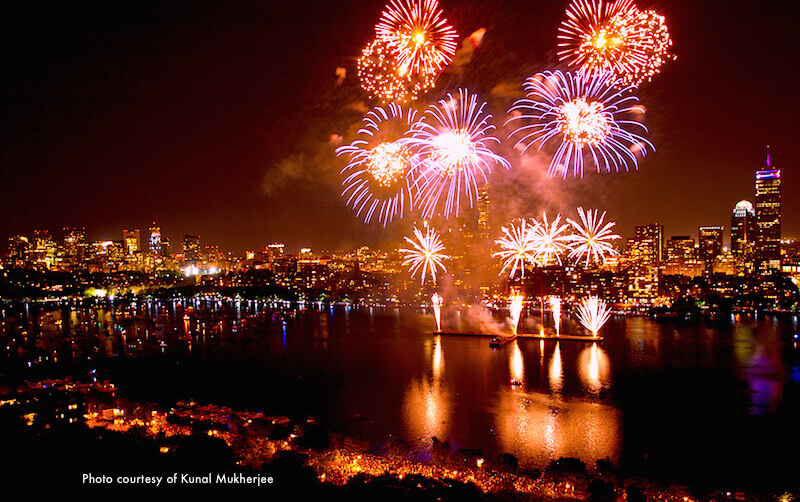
[4,299,800,489]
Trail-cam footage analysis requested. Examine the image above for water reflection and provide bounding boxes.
[509,340,524,384]
[494,391,621,467]
[549,342,563,394]
[403,335,451,448]
[578,343,610,395]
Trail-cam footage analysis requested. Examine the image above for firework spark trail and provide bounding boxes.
[493,219,539,278]
[577,296,612,337]
[558,0,674,86]
[399,226,449,284]
[376,0,458,79]
[406,89,511,218]
[566,207,621,267]
[530,212,572,266]
[432,292,443,331]
[507,70,653,178]
[509,295,524,336]
[335,103,420,226]
[550,296,562,336]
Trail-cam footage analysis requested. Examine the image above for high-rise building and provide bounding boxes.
[183,235,201,262]
[123,228,141,255]
[6,235,30,268]
[663,235,703,277]
[62,227,86,270]
[148,224,162,258]
[698,226,724,273]
[633,223,663,265]
[31,230,56,270]
[626,223,663,302]
[755,147,781,274]
[731,200,756,275]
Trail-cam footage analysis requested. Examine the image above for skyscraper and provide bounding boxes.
[148,224,162,258]
[698,226,724,273]
[663,235,702,277]
[123,228,141,255]
[183,235,201,263]
[731,200,756,275]
[755,147,781,274]
[633,223,663,265]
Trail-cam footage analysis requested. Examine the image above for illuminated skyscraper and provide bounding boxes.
[698,226,724,273]
[633,223,663,265]
[755,147,781,274]
[123,228,141,255]
[183,235,201,262]
[148,224,162,258]
[626,223,663,302]
[663,236,702,277]
[62,227,86,270]
[731,200,756,275]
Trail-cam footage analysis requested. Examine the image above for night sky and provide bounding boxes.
[1,0,799,255]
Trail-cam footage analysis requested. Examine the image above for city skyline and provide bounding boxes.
[1,0,798,254]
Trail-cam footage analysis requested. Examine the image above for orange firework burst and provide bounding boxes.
[558,0,674,86]
[357,38,433,103]
[376,0,458,78]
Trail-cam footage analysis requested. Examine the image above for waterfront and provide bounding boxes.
[2,299,799,491]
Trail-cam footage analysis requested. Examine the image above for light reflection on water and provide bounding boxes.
[2,301,799,473]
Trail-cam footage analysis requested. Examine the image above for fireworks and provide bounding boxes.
[406,89,511,218]
[357,38,432,103]
[550,296,562,336]
[576,295,612,338]
[493,219,539,278]
[509,295,524,336]
[530,212,571,266]
[335,103,420,226]
[507,70,653,178]
[376,0,458,79]
[566,207,620,267]
[432,292,443,331]
[399,226,449,284]
[558,0,674,86]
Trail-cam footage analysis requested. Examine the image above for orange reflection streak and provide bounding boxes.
[432,335,444,381]
[549,342,563,394]
[509,340,524,383]
[404,335,450,448]
[578,342,610,395]
[494,391,621,468]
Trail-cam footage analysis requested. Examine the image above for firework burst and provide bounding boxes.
[530,212,571,266]
[566,207,620,267]
[507,70,653,178]
[493,219,539,278]
[399,225,450,284]
[335,103,420,226]
[357,38,433,103]
[406,89,511,218]
[558,0,674,86]
[376,0,458,79]
[576,296,612,338]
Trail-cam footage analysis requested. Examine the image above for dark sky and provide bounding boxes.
[1,0,798,255]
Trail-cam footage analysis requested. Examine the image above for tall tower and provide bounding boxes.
[755,147,781,274]
[698,226,724,273]
[123,228,141,255]
[731,200,756,275]
[633,223,663,265]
